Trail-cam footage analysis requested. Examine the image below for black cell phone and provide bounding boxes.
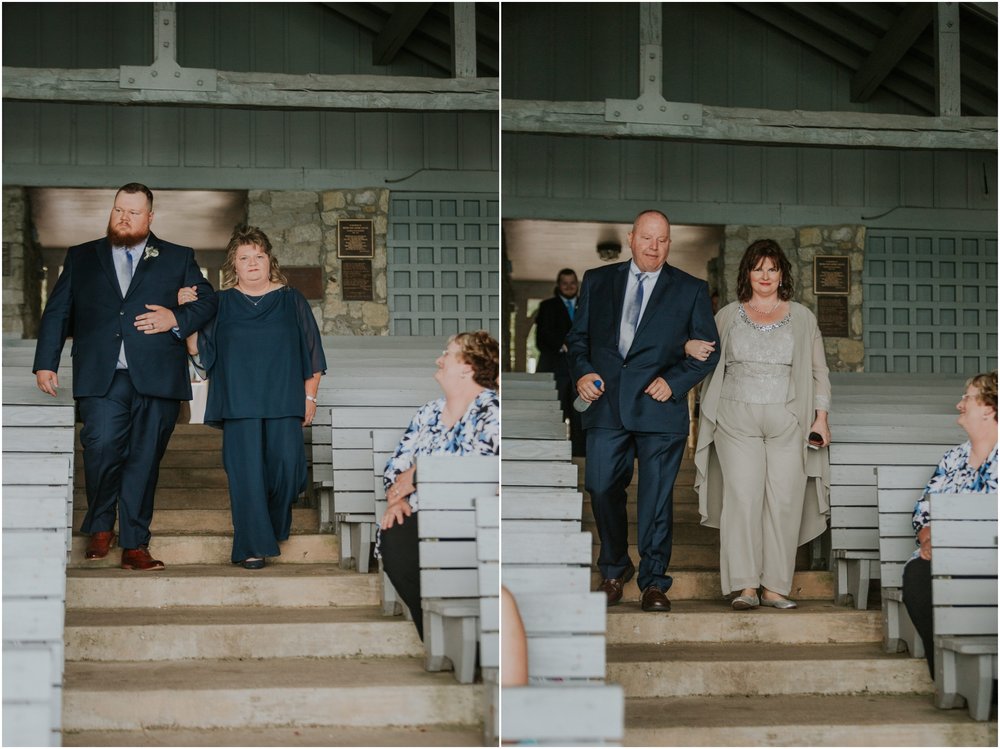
[807,431,824,449]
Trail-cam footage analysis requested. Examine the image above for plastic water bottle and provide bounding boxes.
[573,380,602,412]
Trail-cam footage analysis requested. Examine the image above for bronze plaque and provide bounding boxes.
[338,219,374,259]
[342,259,373,301]
[282,267,324,300]
[814,255,850,295]
[817,295,850,338]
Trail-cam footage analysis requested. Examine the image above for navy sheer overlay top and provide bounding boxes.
[197,286,327,426]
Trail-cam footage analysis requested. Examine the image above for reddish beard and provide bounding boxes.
[107,219,148,247]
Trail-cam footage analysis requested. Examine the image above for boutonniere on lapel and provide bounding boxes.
[142,245,160,261]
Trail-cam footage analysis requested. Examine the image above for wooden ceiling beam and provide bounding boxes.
[2,67,498,111]
[935,3,962,116]
[451,3,477,78]
[373,3,434,66]
[851,3,933,102]
[501,98,996,150]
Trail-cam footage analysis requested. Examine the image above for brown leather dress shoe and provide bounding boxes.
[640,586,671,612]
[598,560,636,606]
[121,546,165,571]
[85,531,115,560]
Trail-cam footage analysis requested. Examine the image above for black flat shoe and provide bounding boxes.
[241,558,265,570]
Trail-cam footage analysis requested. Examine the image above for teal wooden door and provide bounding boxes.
[388,193,500,338]
[864,231,997,374]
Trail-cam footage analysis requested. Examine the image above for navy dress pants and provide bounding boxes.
[222,416,306,562]
[78,370,179,549]
[586,427,686,592]
[379,514,423,640]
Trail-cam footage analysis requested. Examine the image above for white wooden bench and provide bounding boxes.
[501,684,625,746]
[309,335,445,532]
[828,410,962,609]
[930,492,998,721]
[476,494,500,745]
[2,376,75,746]
[416,454,499,684]
[875,465,934,657]
[329,386,438,570]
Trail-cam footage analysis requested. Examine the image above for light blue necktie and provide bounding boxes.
[117,248,136,296]
[629,273,646,330]
[618,272,646,358]
[565,298,574,321]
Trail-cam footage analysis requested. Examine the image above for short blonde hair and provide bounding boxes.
[220,226,289,290]
[967,371,998,421]
[452,331,499,390]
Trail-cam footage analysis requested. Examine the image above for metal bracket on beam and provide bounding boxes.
[119,60,218,92]
[605,30,702,126]
[119,3,217,92]
[605,94,702,127]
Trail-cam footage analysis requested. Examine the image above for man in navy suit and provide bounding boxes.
[566,210,719,611]
[534,268,585,456]
[33,183,218,570]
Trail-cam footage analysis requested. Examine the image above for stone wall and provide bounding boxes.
[716,225,865,372]
[247,188,391,335]
[2,188,42,338]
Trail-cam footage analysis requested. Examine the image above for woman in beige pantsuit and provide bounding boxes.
[689,239,832,610]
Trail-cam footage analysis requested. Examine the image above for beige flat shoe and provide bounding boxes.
[760,597,797,609]
[731,593,760,610]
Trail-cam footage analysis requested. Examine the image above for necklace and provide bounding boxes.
[236,284,271,307]
[746,298,781,315]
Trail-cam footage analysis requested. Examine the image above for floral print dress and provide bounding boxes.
[375,388,499,556]
[909,440,998,561]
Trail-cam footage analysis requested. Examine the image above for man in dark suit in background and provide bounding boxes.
[566,210,719,611]
[534,268,585,456]
[33,183,218,570]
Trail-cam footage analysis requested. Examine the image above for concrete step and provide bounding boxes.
[582,520,719,546]
[74,488,233,508]
[69,532,338,567]
[623,694,997,746]
[67,564,378,609]
[75,433,224,452]
[580,496,708,524]
[589,542,814,571]
[590,544,721,569]
[74,466,230,488]
[606,600,882,645]
[63,656,481,731]
[65,606,420,662]
[590,570,834,601]
[607,642,932,698]
[64,725,484,747]
[72,507,320,533]
[74,449,225,470]
[158,450,226,468]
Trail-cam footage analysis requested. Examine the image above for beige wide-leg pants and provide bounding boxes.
[714,398,807,596]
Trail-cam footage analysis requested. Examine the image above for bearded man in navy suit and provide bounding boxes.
[33,183,218,570]
[566,210,719,611]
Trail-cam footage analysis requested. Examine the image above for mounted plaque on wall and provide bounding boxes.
[817,295,850,338]
[337,219,374,259]
[341,259,374,302]
[813,255,850,295]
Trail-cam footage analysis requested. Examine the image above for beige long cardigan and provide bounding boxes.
[694,301,832,545]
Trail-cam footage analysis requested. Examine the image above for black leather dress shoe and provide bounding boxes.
[640,586,671,612]
[241,558,265,570]
[598,560,636,606]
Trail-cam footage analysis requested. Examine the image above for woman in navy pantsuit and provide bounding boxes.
[181,226,326,569]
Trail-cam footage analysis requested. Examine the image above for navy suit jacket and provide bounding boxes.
[534,295,573,374]
[566,261,720,434]
[33,232,218,401]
